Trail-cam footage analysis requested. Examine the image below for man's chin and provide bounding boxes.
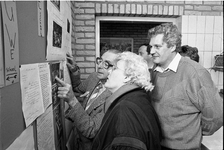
[97,73,105,79]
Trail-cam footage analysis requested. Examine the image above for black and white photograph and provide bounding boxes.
[53,21,62,48]
[51,0,60,11]
[1,1,223,150]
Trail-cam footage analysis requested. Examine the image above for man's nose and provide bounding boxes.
[150,47,156,55]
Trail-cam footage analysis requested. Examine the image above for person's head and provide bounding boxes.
[105,51,154,93]
[138,44,151,61]
[147,23,181,68]
[180,45,199,62]
[96,49,121,80]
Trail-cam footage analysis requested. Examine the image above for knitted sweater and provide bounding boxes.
[150,57,223,149]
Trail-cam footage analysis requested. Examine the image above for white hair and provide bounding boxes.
[116,51,154,92]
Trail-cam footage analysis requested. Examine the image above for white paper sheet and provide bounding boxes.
[6,125,35,150]
[37,105,56,150]
[38,63,52,110]
[2,1,20,86]
[20,64,45,127]
[46,1,71,61]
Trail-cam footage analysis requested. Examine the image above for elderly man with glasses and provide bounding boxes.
[56,49,121,150]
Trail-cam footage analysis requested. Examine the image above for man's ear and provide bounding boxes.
[124,76,131,83]
[170,45,176,52]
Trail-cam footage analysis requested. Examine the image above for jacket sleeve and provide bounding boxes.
[65,101,104,138]
[72,72,98,95]
[188,68,223,135]
[68,64,82,91]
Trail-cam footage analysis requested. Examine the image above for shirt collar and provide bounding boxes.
[154,53,181,73]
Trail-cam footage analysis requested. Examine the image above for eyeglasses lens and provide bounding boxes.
[96,57,113,69]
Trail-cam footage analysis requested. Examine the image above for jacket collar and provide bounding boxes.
[104,84,139,113]
[86,89,112,114]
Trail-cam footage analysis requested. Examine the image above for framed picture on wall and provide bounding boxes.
[100,38,133,55]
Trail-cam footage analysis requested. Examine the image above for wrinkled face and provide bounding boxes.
[105,60,127,93]
[138,45,149,61]
[149,34,175,69]
[97,51,118,80]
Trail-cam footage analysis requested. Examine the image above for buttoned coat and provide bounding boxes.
[66,72,112,150]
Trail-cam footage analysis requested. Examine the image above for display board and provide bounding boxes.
[49,62,66,150]
[0,1,72,150]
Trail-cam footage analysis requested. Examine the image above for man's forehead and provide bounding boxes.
[102,52,118,62]
[150,34,164,43]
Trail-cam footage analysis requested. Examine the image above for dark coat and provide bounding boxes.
[92,84,162,150]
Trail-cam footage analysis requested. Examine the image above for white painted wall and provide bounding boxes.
[181,15,223,90]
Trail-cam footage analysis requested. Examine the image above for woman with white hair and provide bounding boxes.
[92,51,162,150]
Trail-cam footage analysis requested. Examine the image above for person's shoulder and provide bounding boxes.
[119,89,150,107]
[90,72,98,77]
[179,57,210,77]
[87,72,99,80]
[83,72,99,86]
[180,57,205,70]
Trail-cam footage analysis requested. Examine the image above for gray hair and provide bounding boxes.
[147,23,182,52]
[115,51,154,92]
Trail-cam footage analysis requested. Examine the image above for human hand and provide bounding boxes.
[66,52,77,72]
[55,76,77,106]
[80,91,90,98]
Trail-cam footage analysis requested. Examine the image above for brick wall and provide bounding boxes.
[71,1,223,79]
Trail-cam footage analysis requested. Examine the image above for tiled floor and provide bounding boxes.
[202,127,223,150]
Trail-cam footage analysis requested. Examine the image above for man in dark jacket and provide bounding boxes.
[56,49,121,150]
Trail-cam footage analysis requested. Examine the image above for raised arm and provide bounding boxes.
[55,77,105,138]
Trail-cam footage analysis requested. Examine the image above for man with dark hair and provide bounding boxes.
[180,45,200,62]
[148,23,223,150]
[138,43,154,70]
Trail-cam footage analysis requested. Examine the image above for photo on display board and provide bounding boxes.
[51,0,60,11]
[53,21,62,48]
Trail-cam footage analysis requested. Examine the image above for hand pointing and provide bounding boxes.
[55,76,77,107]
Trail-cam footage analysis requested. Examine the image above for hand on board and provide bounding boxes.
[55,76,77,106]
[66,52,78,72]
[80,91,90,98]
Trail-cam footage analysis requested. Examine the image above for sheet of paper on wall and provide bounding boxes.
[46,1,72,61]
[37,105,56,150]
[37,1,45,37]
[38,63,53,109]
[0,7,5,87]
[6,125,35,150]
[20,63,45,127]
[62,1,72,55]
[1,1,20,86]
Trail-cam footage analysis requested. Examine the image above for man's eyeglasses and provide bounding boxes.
[96,57,114,69]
